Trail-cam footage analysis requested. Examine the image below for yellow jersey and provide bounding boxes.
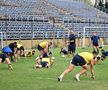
[27,51,32,57]
[39,42,48,48]
[78,52,94,64]
[17,44,22,48]
[42,58,51,65]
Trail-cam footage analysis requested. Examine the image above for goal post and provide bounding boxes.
[82,27,108,48]
[0,32,3,50]
[0,32,6,50]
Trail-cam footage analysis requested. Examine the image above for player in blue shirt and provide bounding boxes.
[67,31,76,58]
[91,32,100,54]
[60,48,68,55]
[101,49,108,61]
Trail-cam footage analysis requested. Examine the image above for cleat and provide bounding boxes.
[58,77,62,82]
[74,74,80,81]
[46,65,49,68]
[45,64,49,68]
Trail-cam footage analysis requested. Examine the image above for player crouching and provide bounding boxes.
[0,53,13,70]
[23,50,36,57]
[101,49,108,61]
[34,52,54,68]
[60,48,68,57]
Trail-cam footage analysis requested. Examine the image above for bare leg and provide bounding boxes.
[34,57,43,69]
[74,64,88,81]
[14,54,18,62]
[66,51,70,61]
[83,72,88,77]
[79,64,88,75]
[5,58,13,70]
[58,64,75,81]
[72,52,75,58]
[39,50,44,56]
[17,50,21,59]
[0,59,2,64]
[34,64,42,68]
[36,58,42,65]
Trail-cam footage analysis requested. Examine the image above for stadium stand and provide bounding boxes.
[0,0,108,40]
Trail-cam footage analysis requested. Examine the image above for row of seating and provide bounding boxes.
[0,0,108,40]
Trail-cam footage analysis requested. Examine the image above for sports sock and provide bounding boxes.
[60,74,64,79]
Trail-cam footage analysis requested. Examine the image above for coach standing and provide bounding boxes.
[67,31,76,59]
[91,32,100,54]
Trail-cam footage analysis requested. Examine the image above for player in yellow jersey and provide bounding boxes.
[58,51,100,82]
[17,43,25,59]
[37,41,52,58]
[24,50,35,57]
[34,52,54,68]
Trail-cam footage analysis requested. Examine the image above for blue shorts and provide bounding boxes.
[71,54,86,66]
[41,61,48,67]
[68,44,76,53]
[93,43,98,46]
[0,54,8,62]
[62,51,68,54]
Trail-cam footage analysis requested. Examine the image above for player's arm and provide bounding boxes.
[67,40,74,43]
[66,40,69,43]
[90,59,95,80]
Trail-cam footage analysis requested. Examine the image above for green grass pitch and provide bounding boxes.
[0,47,108,90]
